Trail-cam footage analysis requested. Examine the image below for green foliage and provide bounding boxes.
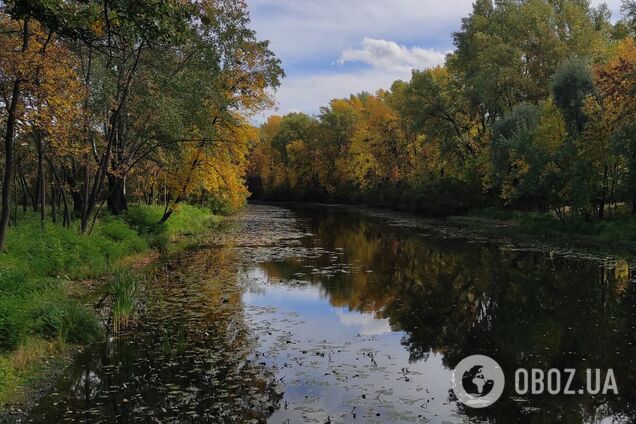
[551,58,596,135]
[385,178,485,217]
[31,298,102,344]
[125,204,220,249]
[0,205,218,354]
[0,300,24,352]
[0,215,143,352]
[109,270,139,333]
[249,0,636,228]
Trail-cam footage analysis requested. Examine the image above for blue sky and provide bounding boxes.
[247,0,625,117]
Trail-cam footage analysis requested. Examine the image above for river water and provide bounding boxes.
[27,204,636,423]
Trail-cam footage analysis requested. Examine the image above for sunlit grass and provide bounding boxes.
[125,204,222,250]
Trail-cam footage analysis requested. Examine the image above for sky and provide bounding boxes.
[246,0,625,119]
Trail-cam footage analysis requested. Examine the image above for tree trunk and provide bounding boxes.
[0,20,29,252]
[47,158,71,228]
[599,165,609,220]
[13,165,18,227]
[80,158,91,233]
[159,209,173,224]
[107,174,128,215]
[37,136,46,225]
[50,163,57,224]
[19,173,30,213]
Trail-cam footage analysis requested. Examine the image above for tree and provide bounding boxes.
[551,57,597,136]
[583,38,636,216]
[450,0,608,119]
[0,14,30,251]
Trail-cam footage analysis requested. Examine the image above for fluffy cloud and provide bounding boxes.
[248,0,472,66]
[247,0,625,118]
[263,67,409,117]
[336,311,392,336]
[255,39,444,119]
[339,38,446,72]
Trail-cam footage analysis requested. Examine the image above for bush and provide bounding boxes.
[31,300,102,344]
[411,178,484,217]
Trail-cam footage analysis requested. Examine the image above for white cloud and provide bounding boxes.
[258,39,445,118]
[258,66,410,119]
[339,38,446,72]
[248,0,623,66]
[248,0,473,63]
[336,310,392,336]
[247,0,626,118]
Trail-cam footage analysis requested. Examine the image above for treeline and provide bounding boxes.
[0,0,283,251]
[249,0,636,220]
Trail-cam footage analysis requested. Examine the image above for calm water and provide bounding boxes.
[27,205,636,423]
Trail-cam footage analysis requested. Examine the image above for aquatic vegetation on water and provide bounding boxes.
[110,270,140,334]
[25,205,636,423]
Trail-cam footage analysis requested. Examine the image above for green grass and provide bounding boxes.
[471,208,636,243]
[109,270,140,333]
[125,204,222,250]
[0,204,220,405]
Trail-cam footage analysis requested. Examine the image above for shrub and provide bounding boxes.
[31,299,102,344]
[424,178,483,216]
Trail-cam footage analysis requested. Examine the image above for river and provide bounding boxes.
[26,204,636,423]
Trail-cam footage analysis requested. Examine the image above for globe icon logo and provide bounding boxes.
[451,355,505,408]
[462,365,496,397]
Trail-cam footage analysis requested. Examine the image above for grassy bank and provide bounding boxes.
[463,208,636,245]
[0,204,220,407]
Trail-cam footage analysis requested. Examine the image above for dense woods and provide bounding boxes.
[0,0,283,251]
[249,0,636,222]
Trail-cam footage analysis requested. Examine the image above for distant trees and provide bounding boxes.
[0,0,283,251]
[250,0,636,221]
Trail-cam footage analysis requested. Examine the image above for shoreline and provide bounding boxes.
[0,206,222,422]
[255,200,636,258]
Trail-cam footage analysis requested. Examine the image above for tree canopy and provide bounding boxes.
[249,0,636,221]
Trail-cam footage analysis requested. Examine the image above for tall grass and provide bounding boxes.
[110,270,140,333]
[0,215,147,353]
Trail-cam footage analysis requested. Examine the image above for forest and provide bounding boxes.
[249,0,636,224]
[0,0,283,252]
[0,0,283,401]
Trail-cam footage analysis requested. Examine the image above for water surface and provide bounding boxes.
[27,204,636,423]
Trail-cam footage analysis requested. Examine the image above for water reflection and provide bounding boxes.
[28,247,282,423]
[244,205,636,423]
[26,204,636,423]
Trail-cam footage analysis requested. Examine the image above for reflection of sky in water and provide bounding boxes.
[242,266,463,424]
[25,205,635,423]
[244,283,392,337]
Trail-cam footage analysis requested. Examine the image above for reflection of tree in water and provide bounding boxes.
[29,247,282,424]
[264,208,636,423]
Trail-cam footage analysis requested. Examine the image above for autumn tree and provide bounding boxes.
[0,13,30,251]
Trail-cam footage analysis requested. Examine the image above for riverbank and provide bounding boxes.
[21,204,634,423]
[260,201,636,256]
[0,205,221,415]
